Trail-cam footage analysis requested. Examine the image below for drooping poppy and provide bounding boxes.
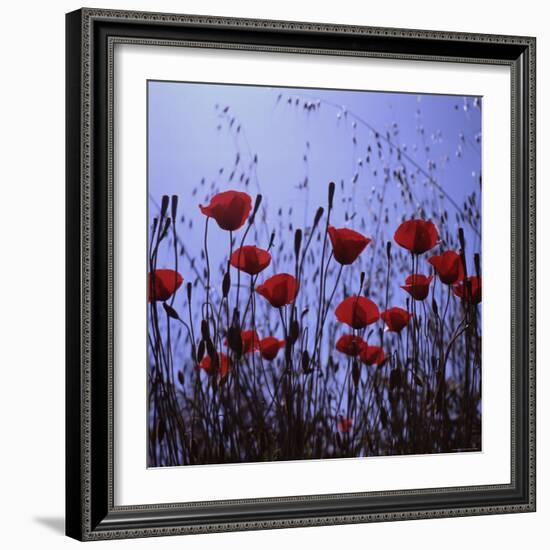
[335,334,365,357]
[394,219,439,254]
[335,296,380,329]
[381,307,412,333]
[359,344,386,366]
[327,226,371,265]
[452,276,482,304]
[337,416,353,434]
[225,330,260,354]
[256,273,298,308]
[230,245,271,275]
[148,269,183,302]
[198,352,231,378]
[401,274,433,301]
[199,190,252,231]
[259,336,286,360]
[428,251,464,285]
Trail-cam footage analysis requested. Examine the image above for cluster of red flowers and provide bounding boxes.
[335,334,385,366]
[198,330,286,379]
[394,221,482,304]
[332,218,481,363]
[148,192,482,432]
[224,329,286,361]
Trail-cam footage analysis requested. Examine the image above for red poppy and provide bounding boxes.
[394,219,439,254]
[401,274,433,301]
[259,336,286,360]
[335,334,365,357]
[359,344,386,366]
[199,190,252,231]
[241,330,260,353]
[337,417,353,433]
[230,245,271,275]
[256,273,298,308]
[381,307,412,332]
[452,276,482,304]
[428,251,464,285]
[148,269,183,302]
[198,352,231,378]
[335,296,380,329]
[225,330,260,354]
[327,226,371,265]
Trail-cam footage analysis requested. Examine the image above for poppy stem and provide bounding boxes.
[204,217,211,318]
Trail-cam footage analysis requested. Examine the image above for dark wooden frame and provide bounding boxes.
[66,7,536,541]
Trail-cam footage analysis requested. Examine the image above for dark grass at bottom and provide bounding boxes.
[148,418,481,468]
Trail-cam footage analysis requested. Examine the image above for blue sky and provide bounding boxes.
[148,79,481,375]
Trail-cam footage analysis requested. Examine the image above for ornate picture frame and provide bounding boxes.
[66,8,536,541]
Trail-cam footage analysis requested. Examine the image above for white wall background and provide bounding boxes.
[0,1,545,548]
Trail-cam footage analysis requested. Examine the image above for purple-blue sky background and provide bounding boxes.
[148,80,481,383]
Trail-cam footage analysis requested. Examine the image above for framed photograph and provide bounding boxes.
[66,8,536,541]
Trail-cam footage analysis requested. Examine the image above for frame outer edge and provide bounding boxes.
[70,8,537,540]
[80,6,534,44]
[65,8,85,542]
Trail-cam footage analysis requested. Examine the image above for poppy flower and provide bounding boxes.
[428,251,464,285]
[198,352,231,378]
[199,190,252,231]
[452,276,482,304]
[381,307,412,332]
[335,334,365,357]
[148,269,183,302]
[394,219,439,254]
[241,330,260,353]
[256,273,298,308]
[335,296,380,329]
[230,245,271,275]
[327,226,371,265]
[359,344,386,366]
[259,336,286,360]
[337,416,353,433]
[225,330,260,354]
[401,274,433,301]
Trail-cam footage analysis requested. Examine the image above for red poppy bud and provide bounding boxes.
[335,296,379,329]
[359,344,386,366]
[337,417,353,433]
[199,190,252,231]
[226,330,259,354]
[259,337,285,361]
[452,276,482,304]
[394,219,439,254]
[230,245,271,275]
[335,334,365,357]
[381,307,412,332]
[428,251,464,285]
[327,226,371,265]
[256,273,298,308]
[198,352,231,378]
[401,274,433,301]
[148,269,183,302]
